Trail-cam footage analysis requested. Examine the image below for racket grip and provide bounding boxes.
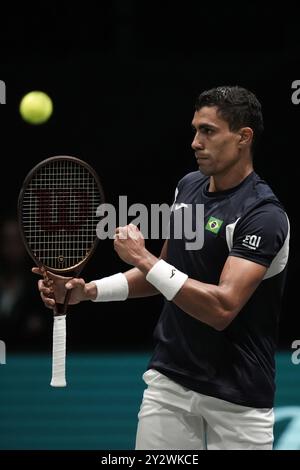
[50,315,67,387]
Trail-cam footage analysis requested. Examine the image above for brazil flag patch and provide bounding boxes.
[205,216,223,234]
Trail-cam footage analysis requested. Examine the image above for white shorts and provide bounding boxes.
[135,369,274,450]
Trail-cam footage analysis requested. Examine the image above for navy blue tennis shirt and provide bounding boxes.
[148,171,290,408]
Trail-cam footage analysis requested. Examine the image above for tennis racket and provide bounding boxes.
[18,155,104,387]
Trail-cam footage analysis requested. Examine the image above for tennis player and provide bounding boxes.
[34,86,290,450]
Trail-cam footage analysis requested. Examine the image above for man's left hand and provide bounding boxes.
[114,224,147,266]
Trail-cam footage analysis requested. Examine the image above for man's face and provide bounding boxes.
[191,106,243,176]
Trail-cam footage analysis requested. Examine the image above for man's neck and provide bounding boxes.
[208,162,253,192]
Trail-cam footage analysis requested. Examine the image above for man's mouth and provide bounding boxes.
[196,156,209,162]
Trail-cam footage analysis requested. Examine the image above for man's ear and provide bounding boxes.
[238,127,253,147]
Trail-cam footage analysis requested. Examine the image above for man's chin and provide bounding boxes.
[198,166,213,176]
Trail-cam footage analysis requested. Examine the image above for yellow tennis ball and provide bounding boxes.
[19,91,53,125]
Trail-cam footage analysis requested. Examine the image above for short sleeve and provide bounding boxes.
[230,203,289,268]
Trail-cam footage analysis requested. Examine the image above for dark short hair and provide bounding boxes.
[195,86,264,153]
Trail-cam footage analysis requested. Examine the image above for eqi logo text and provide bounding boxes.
[242,234,261,250]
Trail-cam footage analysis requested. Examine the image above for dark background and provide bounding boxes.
[0,2,298,351]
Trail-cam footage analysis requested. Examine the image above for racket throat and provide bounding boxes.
[54,289,72,316]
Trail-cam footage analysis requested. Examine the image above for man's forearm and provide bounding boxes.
[86,268,158,301]
[89,239,167,302]
[125,267,160,298]
[125,247,166,298]
[87,262,160,302]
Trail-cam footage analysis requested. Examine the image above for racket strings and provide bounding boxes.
[21,159,102,270]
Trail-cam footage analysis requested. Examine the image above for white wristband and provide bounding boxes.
[146,259,188,301]
[92,273,129,302]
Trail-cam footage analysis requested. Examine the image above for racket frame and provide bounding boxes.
[18,155,105,386]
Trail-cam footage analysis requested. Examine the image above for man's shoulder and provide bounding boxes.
[252,172,280,201]
[240,172,286,215]
[237,173,289,234]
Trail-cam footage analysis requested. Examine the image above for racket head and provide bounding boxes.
[18,155,105,274]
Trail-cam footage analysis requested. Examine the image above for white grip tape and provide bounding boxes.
[92,273,129,302]
[50,315,67,387]
[146,259,188,301]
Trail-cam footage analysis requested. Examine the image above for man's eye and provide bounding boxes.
[191,127,214,135]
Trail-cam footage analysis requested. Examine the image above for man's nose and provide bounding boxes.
[191,134,204,150]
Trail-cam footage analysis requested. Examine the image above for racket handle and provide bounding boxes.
[50,315,67,387]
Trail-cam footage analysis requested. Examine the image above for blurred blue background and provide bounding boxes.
[1,352,300,450]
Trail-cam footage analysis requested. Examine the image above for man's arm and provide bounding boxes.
[85,240,168,300]
[124,240,168,298]
[136,253,266,331]
[168,256,266,331]
[33,239,168,307]
[114,224,267,331]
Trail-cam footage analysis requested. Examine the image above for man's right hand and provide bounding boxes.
[32,267,97,309]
